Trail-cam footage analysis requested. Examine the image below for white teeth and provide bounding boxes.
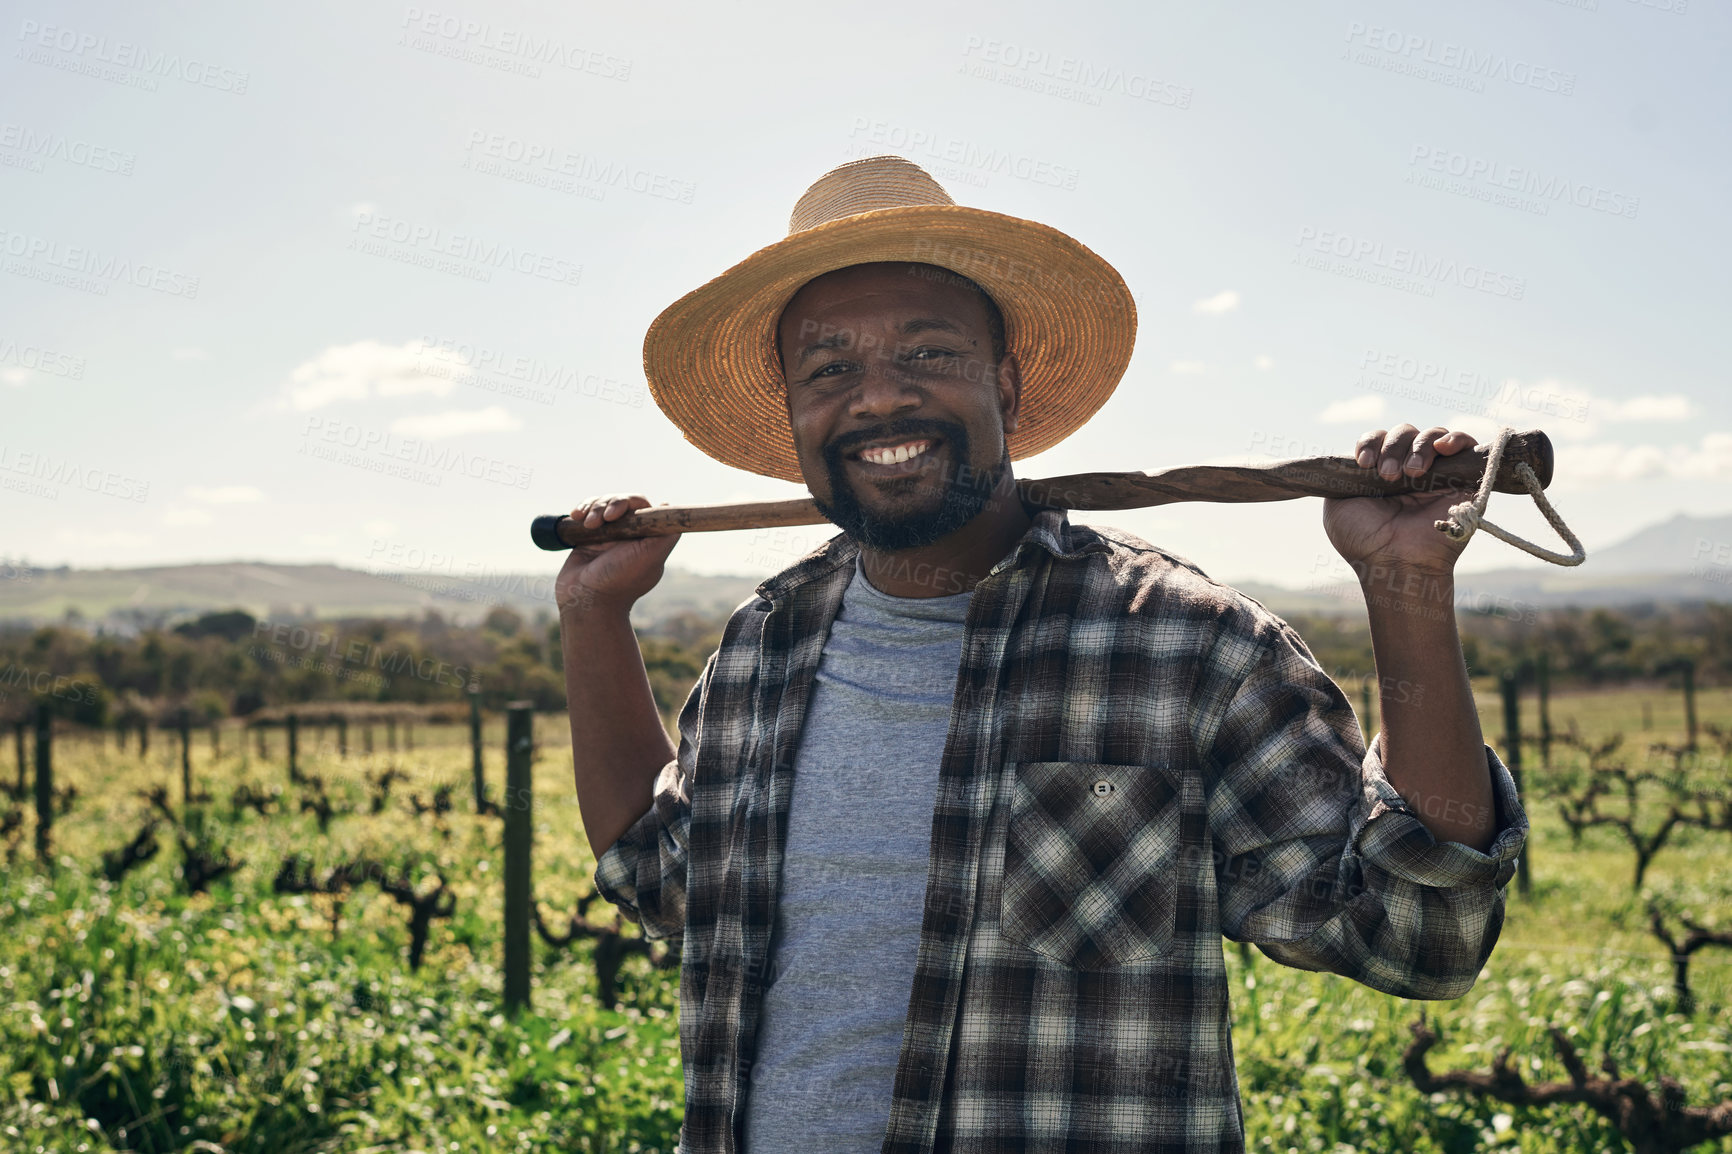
[860,441,929,465]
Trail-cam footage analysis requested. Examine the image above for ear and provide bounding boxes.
[997,352,1023,435]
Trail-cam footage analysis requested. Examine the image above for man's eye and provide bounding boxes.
[806,361,855,382]
[908,346,958,363]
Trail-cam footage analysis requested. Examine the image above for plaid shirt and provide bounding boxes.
[595,510,1527,1153]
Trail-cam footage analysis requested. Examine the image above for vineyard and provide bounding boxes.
[2,683,1730,1153]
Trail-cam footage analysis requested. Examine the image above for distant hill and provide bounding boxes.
[1239,510,1732,615]
[0,560,762,632]
[1566,511,1732,576]
[2,510,1726,630]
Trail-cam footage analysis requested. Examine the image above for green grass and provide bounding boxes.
[2,687,1730,1153]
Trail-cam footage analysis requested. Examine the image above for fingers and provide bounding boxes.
[570,493,652,529]
[1405,426,1454,475]
[1377,425,1420,478]
[1353,424,1422,479]
[1354,429,1383,469]
[1353,426,1476,477]
[1431,429,1478,456]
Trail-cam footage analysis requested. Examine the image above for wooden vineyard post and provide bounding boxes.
[363,722,374,755]
[470,691,486,813]
[405,720,413,752]
[503,702,534,1013]
[33,702,52,864]
[1360,679,1376,747]
[209,720,220,758]
[1499,671,1529,897]
[1682,658,1698,752]
[287,713,300,782]
[12,720,23,797]
[179,712,193,804]
[387,717,397,752]
[255,724,267,759]
[337,716,348,757]
[138,718,148,757]
[1536,652,1552,770]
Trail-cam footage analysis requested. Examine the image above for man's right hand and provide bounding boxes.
[555,493,682,616]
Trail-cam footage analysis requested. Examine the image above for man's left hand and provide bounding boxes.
[1323,423,1480,575]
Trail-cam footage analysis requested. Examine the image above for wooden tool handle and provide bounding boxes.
[531,429,1554,550]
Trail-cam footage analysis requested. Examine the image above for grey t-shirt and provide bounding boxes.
[743,556,972,1152]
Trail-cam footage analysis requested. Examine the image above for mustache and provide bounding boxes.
[822,417,964,462]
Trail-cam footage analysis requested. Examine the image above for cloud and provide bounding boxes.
[1593,394,1694,422]
[282,340,451,410]
[1169,360,1208,375]
[1192,290,1240,315]
[162,507,214,527]
[1421,378,1699,444]
[1,368,27,387]
[186,485,264,504]
[1540,432,1732,489]
[1673,432,1732,479]
[1253,355,1274,371]
[1317,395,1387,424]
[389,406,521,439]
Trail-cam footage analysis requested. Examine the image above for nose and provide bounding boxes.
[848,354,922,422]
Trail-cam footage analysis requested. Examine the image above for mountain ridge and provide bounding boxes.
[3,510,1727,628]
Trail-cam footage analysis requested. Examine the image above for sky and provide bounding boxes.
[2,0,1728,594]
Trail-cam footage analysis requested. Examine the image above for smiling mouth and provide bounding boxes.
[850,438,937,467]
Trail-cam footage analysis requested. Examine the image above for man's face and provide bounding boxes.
[776,262,1020,551]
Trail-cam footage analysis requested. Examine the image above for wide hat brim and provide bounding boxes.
[642,203,1137,483]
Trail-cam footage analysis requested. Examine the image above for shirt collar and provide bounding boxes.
[753,507,1110,603]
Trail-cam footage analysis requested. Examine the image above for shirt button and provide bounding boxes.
[1092,779,1114,797]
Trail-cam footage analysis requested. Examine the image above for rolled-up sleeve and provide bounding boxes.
[591,654,711,942]
[1207,619,1528,1000]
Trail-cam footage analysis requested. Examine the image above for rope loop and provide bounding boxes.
[1431,427,1586,567]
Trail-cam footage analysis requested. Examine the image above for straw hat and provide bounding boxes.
[642,155,1137,483]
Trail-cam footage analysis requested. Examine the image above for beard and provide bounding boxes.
[813,416,1011,552]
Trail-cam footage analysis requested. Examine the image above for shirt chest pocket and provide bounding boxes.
[999,761,1181,969]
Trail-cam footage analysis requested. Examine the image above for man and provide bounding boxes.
[557,156,1526,1154]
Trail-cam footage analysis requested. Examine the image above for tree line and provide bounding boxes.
[0,600,1723,729]
[0,605,711,726]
